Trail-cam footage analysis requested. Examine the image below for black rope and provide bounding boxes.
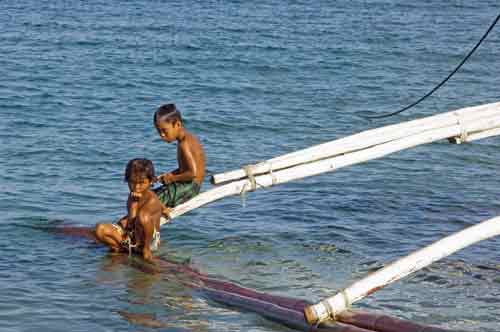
[364,12,500,119]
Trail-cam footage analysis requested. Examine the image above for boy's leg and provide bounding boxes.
[173,181,200,205]
[95,223,127,252]
[154,182,177,218]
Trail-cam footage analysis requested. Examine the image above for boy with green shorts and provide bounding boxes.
[153,104,206,217]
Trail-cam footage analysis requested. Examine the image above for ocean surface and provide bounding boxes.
[1,1,500,331]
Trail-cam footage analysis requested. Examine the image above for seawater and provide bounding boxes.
[1,1,500,331]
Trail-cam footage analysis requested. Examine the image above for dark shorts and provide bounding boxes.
[153,181,201,208]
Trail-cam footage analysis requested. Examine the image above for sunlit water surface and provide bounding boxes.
[1,1,500,331]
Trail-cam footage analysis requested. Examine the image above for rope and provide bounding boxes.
[128,240,137,257]
[457,113,468,143]
[240,184,248,207]
[364,12,500,119]
[120,230,137,257]
[312,290,351,326]
[238,163,278,206]
[243,165,257,191]
[324,300,336,321]
[239,165,256,206]
[269,163,278,186]
[121,235,137,257]
[452,112,469,144]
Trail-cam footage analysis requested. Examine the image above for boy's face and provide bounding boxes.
[128,175,152,196]
[155,119,179,143]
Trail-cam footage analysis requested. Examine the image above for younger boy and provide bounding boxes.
[95,159,163,262]
[153,104,206,216]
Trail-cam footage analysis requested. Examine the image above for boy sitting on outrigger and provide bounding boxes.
[153,103,206,217]
[95,159,163,262]
[95,104,205,260]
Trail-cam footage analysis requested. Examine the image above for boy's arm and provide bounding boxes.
[117,194,138,229]
[164,143,198,183]
[127,195,140,230]
[161,168,180,176]
[157,169,179,183]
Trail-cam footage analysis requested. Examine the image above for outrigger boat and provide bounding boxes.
[55,223,455,332]
[56,214,500,332]
[58,101,500,331]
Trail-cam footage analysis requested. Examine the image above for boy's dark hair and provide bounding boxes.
[124,158,155,182]
[154,103,182,124]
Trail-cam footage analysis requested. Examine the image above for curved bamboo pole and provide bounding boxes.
[162,104,500,225]
[211,102,500,185]
[303,216,500,325]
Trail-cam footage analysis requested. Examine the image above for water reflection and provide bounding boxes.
[98,253,209,331]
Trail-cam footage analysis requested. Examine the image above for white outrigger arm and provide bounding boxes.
[304,216,500,325]
[162,101,500,226]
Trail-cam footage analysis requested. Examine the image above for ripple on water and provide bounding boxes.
[2,1,500,331]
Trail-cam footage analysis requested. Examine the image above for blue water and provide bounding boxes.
[1,1,500,331]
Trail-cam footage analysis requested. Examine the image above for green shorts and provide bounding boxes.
[154,181,201,208]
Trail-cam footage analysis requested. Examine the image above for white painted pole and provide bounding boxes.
[161,112,500,225]
[211,102,500,185]
[303,216,500,325]
[467,127,500,142]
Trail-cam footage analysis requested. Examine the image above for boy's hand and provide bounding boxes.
[130,191,142,201]
[127,198,140,230]
[117,216,128,229]
[162,206,172,218]
[157,173,175,184]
